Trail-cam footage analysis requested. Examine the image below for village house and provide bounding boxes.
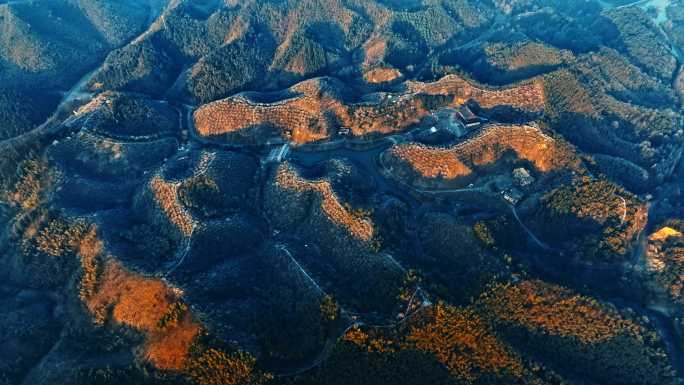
[456,104,481,131]
[502,188,525,206]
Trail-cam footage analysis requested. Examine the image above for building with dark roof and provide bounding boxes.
[456,105,481,131]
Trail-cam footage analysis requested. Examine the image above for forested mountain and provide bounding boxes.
[1,1,683,385]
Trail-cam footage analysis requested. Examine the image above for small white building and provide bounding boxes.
[513,167,535,187]
[502,188,524,206]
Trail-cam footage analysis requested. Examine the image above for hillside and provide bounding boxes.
[1,1,684,385]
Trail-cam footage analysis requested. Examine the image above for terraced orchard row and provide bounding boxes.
[193,75,545,145]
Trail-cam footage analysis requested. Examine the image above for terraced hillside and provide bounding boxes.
[194,74,545,145]
[380,124,578,190]
[1,1,684,385]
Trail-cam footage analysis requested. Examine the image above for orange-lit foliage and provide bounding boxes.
[342,325,372,346]
[83,258,200,370]
[193,74,546,145]
[537,176,646,259]
[75,230,261,382]
[407,75,546,111]
[145,312,201,371]
[643,220,684,305]
[33,219,88,257]
[186,348,271,385]
[386,144,473,180]
[339,304,525,383]
[478,280,677,385]
[383,124,578,187]
[363,37,389,67]
[286,322,457,385]
[5,157,51,211]
[364,67,403,84]
[149,176,194,236]
[649,226,682,243]
[403,304,524,381]
[541,177,629,225]
[13,209,93,288]
[77,226,103,300]
[194,92,333,145]
[480,280,641,343]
